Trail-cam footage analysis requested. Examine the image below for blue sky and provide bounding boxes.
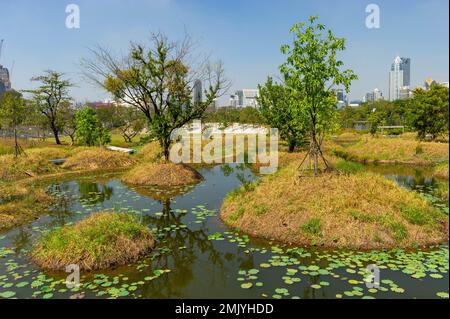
[0,0,448,105]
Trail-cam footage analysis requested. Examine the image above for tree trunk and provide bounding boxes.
[51,123,61,145]
[311,126,318,176]
[288,139,296,153]
[14,127,19,158]
[69,134,75,146]
[160,137,171,161]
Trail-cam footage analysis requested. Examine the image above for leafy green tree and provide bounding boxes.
[203,106,264,128]
[82,33,229,160]
[24,71,73,145]
[368,109,385,136]
[258,77,307,152]
[407,84,449,140]
[75,106,111,146]
[0,91,27,157]
[280,16,357,175]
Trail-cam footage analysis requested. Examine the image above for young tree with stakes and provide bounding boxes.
[280,16,357,176]
[0,91,27,157]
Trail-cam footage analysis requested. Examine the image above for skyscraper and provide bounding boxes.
[193,79,202,104]
[0,64,11,95]
[389,56,411,101]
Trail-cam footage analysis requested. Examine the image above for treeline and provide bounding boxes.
[1,32,228,159]
[338,84,449,138]
[0,72,147,153]
[203,106,264,126]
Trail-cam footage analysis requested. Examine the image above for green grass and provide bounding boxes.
[335,160,365,174]
[228,207,245,223]
[301,218,322,237]
[390,222,408,241]
[401,206,430,226]
[31,212,155,270]
[349,210,378,223]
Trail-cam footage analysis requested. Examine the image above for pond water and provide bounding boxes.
[0,164,448,299]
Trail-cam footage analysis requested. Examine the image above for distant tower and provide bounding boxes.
[424,77,437,90]
[389,56,411,101]
[193,79,202,104]
[0,65,11,95]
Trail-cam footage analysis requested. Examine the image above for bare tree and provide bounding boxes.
[82,32,230,159]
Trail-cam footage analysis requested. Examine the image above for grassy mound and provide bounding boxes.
[434,162,449,180]
[221,162,448,249]
[332,137,449,165]
[0,147,72,181]
[138,141,163,162]
[31,212,155,271]
[0,183,52,231]
[123,162,203,187]
[62,148,136,171]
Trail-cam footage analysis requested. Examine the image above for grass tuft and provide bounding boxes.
[301,218,322,236]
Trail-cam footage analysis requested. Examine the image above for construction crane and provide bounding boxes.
[0,39,4,62]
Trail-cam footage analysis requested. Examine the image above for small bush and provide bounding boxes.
[390,222,408,240]
[415,144,424,155]
[301,218,322,236]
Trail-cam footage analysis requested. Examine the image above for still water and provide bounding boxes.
[0,164,448,299]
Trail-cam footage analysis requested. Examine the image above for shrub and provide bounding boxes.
[75,107,111,146]
[301,218,322,236]
[415,144,424,155]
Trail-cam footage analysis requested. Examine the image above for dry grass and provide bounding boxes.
[332,137,449,165]
[62,148,136,171]
[138,141,163,162]
[434,162,449,180]
[0,137,63,155]
[31,212,155,271]
[0,147,73,182]
[123,162,203,187]
[0,183,53,231]
[221,161,448,249]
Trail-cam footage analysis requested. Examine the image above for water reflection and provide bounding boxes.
[0,163,447,299]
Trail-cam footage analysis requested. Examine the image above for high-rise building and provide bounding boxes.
[389,56,411,101]
[193,79,202,104]
[231,89,259,108]
[0,64,11,95]
[332,88,346,109]
[373,88,383,101]
[365,88,384,104]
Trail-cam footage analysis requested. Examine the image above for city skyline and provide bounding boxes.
[0,0,448,106]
